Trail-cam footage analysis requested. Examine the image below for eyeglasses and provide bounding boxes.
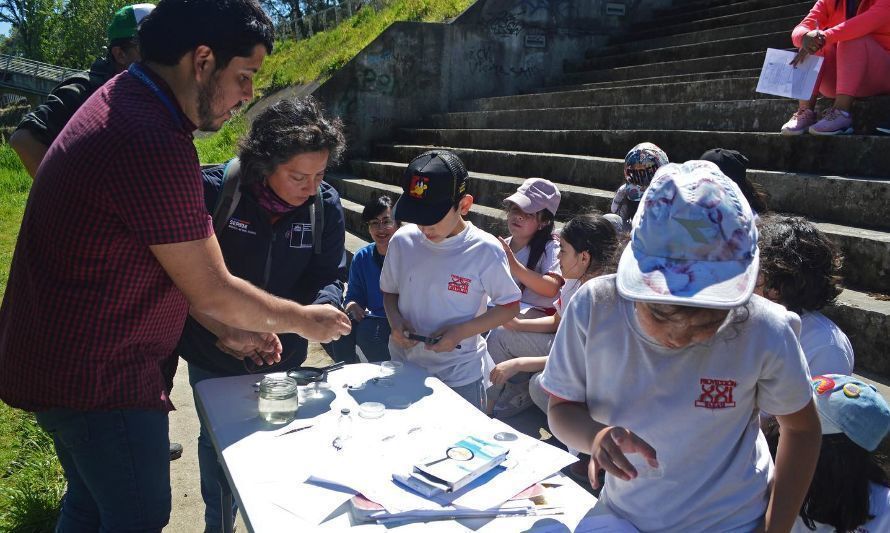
[368,219,396,230]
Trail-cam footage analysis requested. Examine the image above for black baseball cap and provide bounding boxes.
[393,150,469,225]
[700,148,748,183]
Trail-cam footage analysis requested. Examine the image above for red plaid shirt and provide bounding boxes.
[0,66,211,412]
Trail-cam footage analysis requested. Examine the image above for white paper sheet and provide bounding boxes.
[755,48,824,100]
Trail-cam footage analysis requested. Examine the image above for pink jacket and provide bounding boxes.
[792,0,890,50]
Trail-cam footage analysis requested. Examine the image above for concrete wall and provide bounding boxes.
[313,0,673,159]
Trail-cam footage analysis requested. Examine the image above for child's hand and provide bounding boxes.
[589,426,658,489]
[490,360,520,385]
[502,317,523,331]
[390,321,419,349]
[428,327,464,353]
[497,236,521,271]
[344,301,366,322]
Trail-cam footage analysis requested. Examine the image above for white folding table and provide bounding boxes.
[194,362,602,532]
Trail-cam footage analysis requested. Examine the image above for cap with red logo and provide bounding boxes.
[393,150,469,226]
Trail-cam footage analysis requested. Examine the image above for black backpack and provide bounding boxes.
[210,157,324,255]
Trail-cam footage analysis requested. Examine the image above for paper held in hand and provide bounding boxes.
[755,48,824,100]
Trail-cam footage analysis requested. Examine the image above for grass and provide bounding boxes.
[0,143,64,533]
[195,0,474,164]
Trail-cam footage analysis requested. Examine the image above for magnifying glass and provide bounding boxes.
[424,446,475,467]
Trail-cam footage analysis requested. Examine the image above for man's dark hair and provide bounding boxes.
[238,96,346,183]
[139,0,274,69]
[758,215,843,314]
[362,195,394,222]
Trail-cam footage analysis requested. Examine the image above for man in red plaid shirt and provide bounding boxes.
[0,1,350,531]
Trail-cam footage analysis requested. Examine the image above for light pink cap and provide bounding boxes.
[504,178,561,215]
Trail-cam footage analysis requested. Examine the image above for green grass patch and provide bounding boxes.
[0,143,63,533]
[195,0,474,164]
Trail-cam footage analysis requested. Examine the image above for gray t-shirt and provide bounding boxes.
[541,275,814,532]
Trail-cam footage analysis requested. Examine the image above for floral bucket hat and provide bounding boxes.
[616,160,759,309]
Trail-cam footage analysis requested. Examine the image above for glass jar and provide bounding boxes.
[258,376,299,424]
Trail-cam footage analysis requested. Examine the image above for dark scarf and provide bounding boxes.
[249,181,300,216]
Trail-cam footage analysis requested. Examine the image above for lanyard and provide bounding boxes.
[128,63,183,129]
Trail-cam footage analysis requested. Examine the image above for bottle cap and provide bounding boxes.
[341,408,351,415]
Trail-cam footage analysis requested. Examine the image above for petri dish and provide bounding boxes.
[358,401,385,419]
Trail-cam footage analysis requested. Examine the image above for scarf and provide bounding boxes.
[249,181,300,216]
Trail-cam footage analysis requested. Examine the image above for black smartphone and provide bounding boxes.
[404,332,460,349]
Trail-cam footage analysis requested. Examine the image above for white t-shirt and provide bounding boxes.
[791,482,890,533]
[540,276,814,533]
[380,223,521,387]
[800,310,854,377]
[554,278,585,317]
[507,235,561,309]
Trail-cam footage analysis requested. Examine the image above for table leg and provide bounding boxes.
[219,463,235,533]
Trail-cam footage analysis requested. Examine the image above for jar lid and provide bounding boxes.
[259,376,297,398]
[358,402,385,419]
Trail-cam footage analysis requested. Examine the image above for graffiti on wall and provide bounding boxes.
[464,46,541,78]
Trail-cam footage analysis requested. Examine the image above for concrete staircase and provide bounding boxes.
[328,0,890,382]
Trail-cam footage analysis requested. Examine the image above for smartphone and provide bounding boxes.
[406,332,438,344]
[405,332,460,349]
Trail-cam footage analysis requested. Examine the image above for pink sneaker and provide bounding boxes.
[781,108,817,135]
[809,107,853,135]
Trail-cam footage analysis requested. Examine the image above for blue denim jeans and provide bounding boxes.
[34,408,171,532]
[188,363,238,530]
[327,316,392,364]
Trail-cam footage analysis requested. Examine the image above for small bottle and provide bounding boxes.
[258,376,299,424]
[337,408,352,441]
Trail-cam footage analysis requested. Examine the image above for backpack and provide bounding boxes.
[210,157,324,255]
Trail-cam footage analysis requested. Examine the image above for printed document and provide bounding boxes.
[756,48,823,100]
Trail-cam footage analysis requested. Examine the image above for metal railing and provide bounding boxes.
[275,0,387,41]
[0,54,81,83]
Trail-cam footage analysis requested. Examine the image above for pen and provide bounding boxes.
[274,424,313,437]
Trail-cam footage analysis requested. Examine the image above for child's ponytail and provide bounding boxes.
[560,213,620,277]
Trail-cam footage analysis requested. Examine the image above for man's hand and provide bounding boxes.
[589,426,658,489]
[490,359,521,385]
[296,304,351,343]
[345,301,366,322]
[215,330,282,366]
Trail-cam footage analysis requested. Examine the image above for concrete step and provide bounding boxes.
[395,128,890,187]
[539,69,762,93]
[459,77,761,112]
[347,159,613,218]
[573,31,789,72]
[562,52,766,85]
[370,144,890,293]
[589,16,800,59]
[430,98,890,135]
[331,170,890,379]
[610,2,810,45]
[653,0,787,18]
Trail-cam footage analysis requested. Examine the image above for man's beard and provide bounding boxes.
[196,75,226,132]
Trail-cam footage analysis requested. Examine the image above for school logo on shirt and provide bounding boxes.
[447,274,471,294]
[288,223,313,249]
[227,218,256,236]
[695,378,737,409]
[408,175,429,199]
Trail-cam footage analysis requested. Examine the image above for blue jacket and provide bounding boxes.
[177,163,346,376]
[344,242,387,319]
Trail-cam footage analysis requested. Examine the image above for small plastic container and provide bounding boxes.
[258,376,299,425]
[359,401,385,419]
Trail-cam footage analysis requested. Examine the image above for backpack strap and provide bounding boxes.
[212,158,242,236]
[310,184,324,255]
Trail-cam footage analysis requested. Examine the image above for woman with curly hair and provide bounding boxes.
[757,215,854,376]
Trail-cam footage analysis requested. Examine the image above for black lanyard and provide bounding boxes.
[128,63,183,130]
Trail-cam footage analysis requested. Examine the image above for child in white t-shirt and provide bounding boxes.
[757,215,854,376]
[498,177,563,315]
[541,161,821,532]
[778,375,890,533]
[380,150,521,410]
[486,214,619,418]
